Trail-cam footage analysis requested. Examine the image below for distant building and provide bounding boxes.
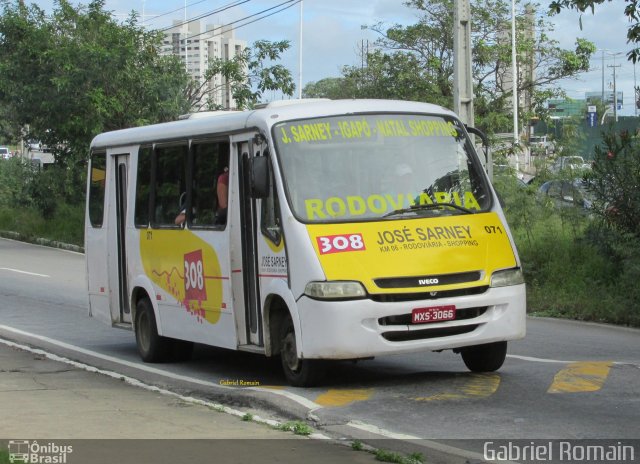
[585,91,623,110]
[547,90,625,120]
[496,5,537,119]
[548,99,587,118]
[161,22,247,111]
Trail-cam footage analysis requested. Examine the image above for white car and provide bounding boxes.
[550,155,590,173]
[0,147,11,159]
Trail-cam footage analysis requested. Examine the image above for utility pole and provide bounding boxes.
[602,49,605,103]
[453,0,474,127]
[608,63,621,122]
[453,0,485,176]
[635,61,637,117]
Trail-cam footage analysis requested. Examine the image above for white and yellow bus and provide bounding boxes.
[85,99,525,386]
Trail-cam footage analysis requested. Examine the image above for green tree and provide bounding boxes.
[0,0,190,201]
[303,77,356,99]
[549,0,640,61]
[304,0,595,134]
[585,130,640,236]
[188,40,295,110]
[342,50,447,105]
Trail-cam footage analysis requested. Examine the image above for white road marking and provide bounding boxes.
[0,336,281,428]
[507,354,576,364]
[508,354,639,369]
[345,421,505,463]
[0,324,320,410]
[0,267,50,278]
[346,420,421,440]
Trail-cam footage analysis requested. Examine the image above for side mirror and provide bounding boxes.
[250,156,269,199]
[465,125,489,162]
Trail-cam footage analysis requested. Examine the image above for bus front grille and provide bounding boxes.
[371,286,489,303]
[381,324,479,342]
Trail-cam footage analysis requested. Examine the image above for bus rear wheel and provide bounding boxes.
[279,316,325,387]
[460,341,507,372]
[135,298,171,362]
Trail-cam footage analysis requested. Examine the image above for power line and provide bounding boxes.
[158,0,253,32]
[227,0,301,34]
[144,0,238,25]
[168,0,300,41]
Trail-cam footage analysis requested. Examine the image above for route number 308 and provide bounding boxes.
[184,249,207,300]
[317,233,366,255]
[185,259,204,291]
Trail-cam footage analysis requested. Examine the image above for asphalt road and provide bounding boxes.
[1,237,639,459]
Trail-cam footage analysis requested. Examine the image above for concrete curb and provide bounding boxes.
[0,230,84,253]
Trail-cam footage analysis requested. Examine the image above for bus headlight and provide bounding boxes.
[304,281,367,300]
[490,268,525,288]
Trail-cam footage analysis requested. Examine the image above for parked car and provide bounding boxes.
[0,147,10,159]
[550,156,590,173]
[538,179,593,210]
[529,135,555,156]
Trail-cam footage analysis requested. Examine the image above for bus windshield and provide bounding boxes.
[273,113,491,223]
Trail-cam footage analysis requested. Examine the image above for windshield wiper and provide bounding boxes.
[383,202,474,218]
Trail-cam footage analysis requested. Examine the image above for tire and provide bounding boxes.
[279,316,325,387]
[134,298,171,362]
[460,341,507,372]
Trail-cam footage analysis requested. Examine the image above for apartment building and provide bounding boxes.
[161,21,247,110]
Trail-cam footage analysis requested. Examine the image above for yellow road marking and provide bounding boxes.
[314,389,373,407]
[547,361,613,393]
[414,373,501,401]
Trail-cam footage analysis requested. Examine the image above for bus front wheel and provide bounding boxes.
[279,317,324,387]
[135,298,171,362]
[460,341,507,372]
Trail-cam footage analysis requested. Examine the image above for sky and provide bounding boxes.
[35,0,640,116]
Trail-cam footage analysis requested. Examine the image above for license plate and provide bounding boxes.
[411,305,456,324]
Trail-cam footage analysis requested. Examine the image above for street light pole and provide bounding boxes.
[511,0,518,143]
[298,0,303,99]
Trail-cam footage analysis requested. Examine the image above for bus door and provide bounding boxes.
[86,151,110,325]
[238,140,263,346]
[108,151,133,324]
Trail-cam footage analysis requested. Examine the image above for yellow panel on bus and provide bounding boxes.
[306,212,516,293]
[140,230,224,324]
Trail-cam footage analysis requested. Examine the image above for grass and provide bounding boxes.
[0,203,84,247]
[352,440,364,451]
[0,449,9,464]
[374,449,424,464]
[502,184,640,327]
[276,421,313,436]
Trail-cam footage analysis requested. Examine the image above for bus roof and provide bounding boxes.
[90,99,456,150]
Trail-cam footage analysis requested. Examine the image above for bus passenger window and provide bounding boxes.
[134,146,152,228]
[153,144,188,227]
[192,141,230,228]
[88,151,106,228]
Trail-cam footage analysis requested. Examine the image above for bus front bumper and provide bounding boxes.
[296,284,526,360]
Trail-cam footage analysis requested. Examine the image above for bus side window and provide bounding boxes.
[153,144,188,227]
[192,140,230,228]
[88,151,106,228]
[134,146,152,228]
[261,153,281,245]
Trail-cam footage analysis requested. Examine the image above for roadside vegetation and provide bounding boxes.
[493,129,640,327]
